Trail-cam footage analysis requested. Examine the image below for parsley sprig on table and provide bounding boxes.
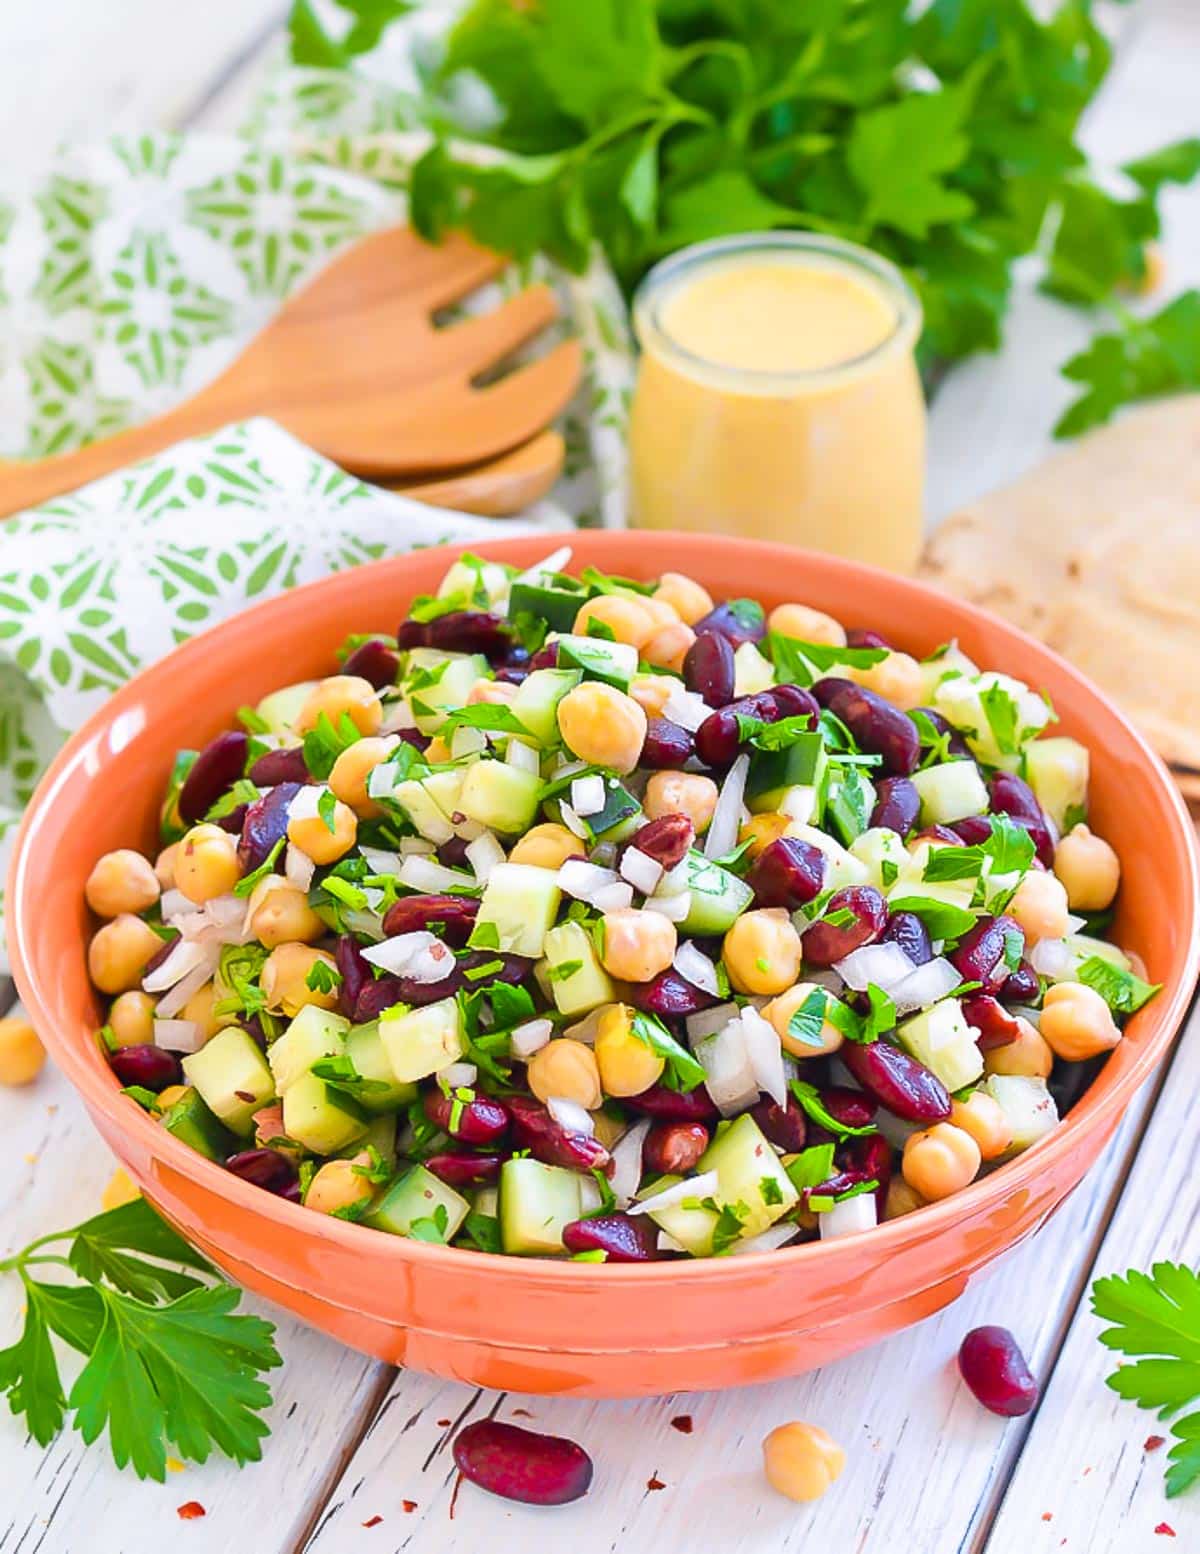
[0,1198,280,1480]
[1091,1261,1200,1497]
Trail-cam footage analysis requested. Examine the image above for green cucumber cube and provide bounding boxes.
[677,852,754,936]
[267,1005,350,1093]
[510,667,582,746]
[458,759,542,835]
[470,862,562,958]
[1025,737,1089,831]
[255,680,318,738]
[917,643,978,702]
[499,1158,582,1255]
[338,1112,398,1168]
[639,1174,719,1257]
[344,1021,418,1114]
[182,1027,276,1139]
[393,777,456,844]
[980,1075,1059,1157]
[825,766,876,846]
[365,1165,470,1242]
[910,760,989,825]
[699,1113,798,1240]
[378,997,464,1083]
[733,641,775,696]
[282,1071,369,1154]
[555,634,638,689]
[540,921,615,1016]
[584,779,642,842]
[160,1087,238,1162]
[507,581,585,634]
[438,556,510,606]
[406,650,489,733]
[850,826,909,889]
[746,733,827,812]
[897,1000,983,1092]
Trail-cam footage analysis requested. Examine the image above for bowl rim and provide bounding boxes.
[9,530,1200,1286]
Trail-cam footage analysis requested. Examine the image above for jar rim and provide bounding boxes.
[632,232,922,394]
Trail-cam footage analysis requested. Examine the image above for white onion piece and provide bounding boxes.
[642,891,691,922]
[578,1174,604,1214]
[286,784,326,822]
[1029,937,1073,978]
[657,1230,688,1253]
[608,1118,650,1207]
[507,739,540,775]
[590,841,617,868]
[890,956,962,1015]
[510,1017,553,1058]
[834,941,915,993]
[570,775,606,816]
[438,1061,477,1088]
[363,931,455,981]
[661,683,710,733]
[819,1193,878,1240]
[547,1096,595,1136]
[592,881,634,912]
[656,857,690,895]
[142,937,211,994]
[685,1002,740,1044]
[704,753,750,861]
[695,1018,759,1116]
[620,846,663,896]
[285,844,316,892]
[727,1222,799,1256]
[562,1008,605,1045]
[673,941,719,997]
[152,1018,204,1055]
[398,855,476,893]
[741,1005,788,1106]
[159,889,190,923]
[549,755,588,782]
[465,832,505,884]
[557,802,590,840]
[513,545,572,585]
[558,858,619,900]
[629,1170,719,1217]
[367,759,400,800]
[397,836,435,858]
[378,699,418,735]
[153,953,219,1018]
[1065,913,1087,936]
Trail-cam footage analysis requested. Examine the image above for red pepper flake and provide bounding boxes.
[402,1501,418,1514]
[1155,1524,1176,1538]
[647,1476,666,1492]
[511,1407,534,1418]
[176,1502,206,1521]
[1042,1513,1053,1522]
[362,1516,383,1529]
[1145,1435,1167,1452]
[670,1414,694,1434]
[449,1472,462,1520]
[437,1418,452,1427]
[234,1090,256,1103]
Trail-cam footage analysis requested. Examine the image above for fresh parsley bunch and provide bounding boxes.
[0,1198,280,1480]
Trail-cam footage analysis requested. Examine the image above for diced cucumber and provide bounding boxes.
[345,1021,418,1114]
[438,556,510,606]
[895,840,977,905]
[469,861,562,958]
[541,921,615,1016]
[733,641,775,696]
[510,667,582,746]
[255,680,318,738]
[366,1164,470,1242]
[910,760,989,825]
[640,1174,720,1256]
[555,634,638,689]
[458,759,542,835]
[182,1027,276,1139]
[932,671,1050,767]
[583,779,641,842]
[850,826,908,889]
[746,733,827,811]
[897,1001,983,1092]
[392,777,455,844]
[267,1006,350,1093]
[282,1072,369,1155]
[508,581,585,634]
[1038,933,1133,985]
[787,825,870,890]
[473,1185,500,1218]
[825,766,877,846]
[338,1112,398,1168]
[378,997,463,1083]
[676,851,755,935]
[917,642,978,702]
[160,1087,237,1162]
[699,1113,799,1240]
[1025,737,1089,831]
[422,769,468,828]
[499,1158,582,1255]
[979,1075,1059,1157]
[406,650,489,734]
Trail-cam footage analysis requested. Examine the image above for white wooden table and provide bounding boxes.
[2,4,1198,1551]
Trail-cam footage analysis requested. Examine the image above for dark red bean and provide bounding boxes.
[110,1045,182,1092]
[769,683,821,723]
[241,1015,269,1052]
[237,781,301,872]
[280,1181,303,1203]
[507,1096,611,1174]
[453,1419,593,1506]
[247,745,311,787]
[423,1090,510,1145]
[802,885,888,966]
[224,1148,297,1195]
[460,952,531,987]
[351,975,412,1021]
[643,1122,709,1174]
[846,628,893,650]
[425,1152,505,1189]
[436,836,472,868]
[527,643,559,671]
[382,893,478,947]
[841,1041,952,1123]
[397,619,431,650]
[843,1130,893,1214]
[958,1326,1039,1417]
[911,706,972,759]
[871,776,920,837]
[428,610,511,663]
[335,935,372,1020]
[988,771,1043,825]
[683,629,736,708]
[750,1096,807,1152]
[693,597,766,649]
[342,637,400,690]
[394,727,431,755]
[623,1083,719,1123]
[1001,961,1040,1004]
[821,1086,877,1130]
[951,915,1024,996]
[882,910,934,967]
[962,994,1021,1050]
[948,814,992,847]
[918,823,964,846]
[812,678,919,775]
[640,718,694,770]
[952,810,1054,870]
[178,731,248,824]
[216,805,248,835]
[493,664,528,686]
[628,969,718,1019]
[747,837,827,910]
[562,1214,659,1263]
[694,691,780,768]
[631,813,695,870]
[807,1167,872,1204]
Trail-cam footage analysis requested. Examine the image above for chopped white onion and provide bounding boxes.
[152,1018,205,1055]
[557,802,591,840]
[398,855,476,894]
[642,891,691,922]
[285,844,315,892]
[694,1017,759,1116]
[362,931,455,982]
[834,941,916,993]
[1029,937,1073,978]
[153,953,219,1018]
[703,753,750,861]
[378,698,417,734]
[1065,912,1087,936]
[286,784,326,823]
[510,1017,553,1058]
[159,888,191,923]
[741,1005,788,1106]
[592,881,635,912]
[558,858,619,900]
[628,1170,719,1217]
[727,1223,800,1256]
[513,545,573,585]
[661,683,711,733]
[465,832,505,884]
[890,956,962,1015]
[685,1002,740,1044]
[547,1096,595,1136]
[438,1061,477,1088]
[570,775,606,817]
[397,838,435,859]
[608,1118,650,1207]
[673,941,719,997]
[562,1008,605,1045]
[620,845,663,896]
[507,739,541,775]
[819,1193,878,1240]
[548,755,588,782]
[657,1230,688,1253]
[367,759,401,800]
[589,841,617,868]
[142,937,211,994]
[578,1174,605,1214]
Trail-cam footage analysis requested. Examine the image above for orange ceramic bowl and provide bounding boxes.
[9,533,1199,1398]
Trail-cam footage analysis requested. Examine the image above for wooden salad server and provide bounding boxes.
[392,429,565,516]
[0,228,582,518]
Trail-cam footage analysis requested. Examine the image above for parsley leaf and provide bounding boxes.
[629,1010,706,1092]
[1056,290,1200,439]
[789,1080,876,1137]
[1075,954,1161,1016]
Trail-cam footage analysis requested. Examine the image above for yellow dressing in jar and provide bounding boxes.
[629,234,926,573]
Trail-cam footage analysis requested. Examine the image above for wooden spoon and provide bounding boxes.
[392,430,565,516]
[0,227,582,518]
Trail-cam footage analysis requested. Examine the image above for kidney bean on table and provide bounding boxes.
[812,678,920,775]
[802,885,888,966]
[109,1044,182,1092]
[237,781,302,872]
[247,745,311,787]
[454,1419,594,1506]
[425,1152,505,1189]
[562,1213,659,1263]
[881,909,934,967]
[871,775,921,836]
[747,836,827,910]
[958,1326,1039,1417]
[751,1095,807,1153]
[178,730,248,824]
[623,1082,719,1123]
[342,636,400,690]
[683,629,736,708]
[767,683,821,723]
[693,597,766,649]
[951,914,1025,995]
[423,1089,510,1146]
[962,994,1021,1050]
[508,1096,611,1174]
[225,1148,297,1195]
[644,1121,710,1174]
[640,717,694,770]
[382,892,478,946]
[628,968,717,1019]
[841,1041,952,1124]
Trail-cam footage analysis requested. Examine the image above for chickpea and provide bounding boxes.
[261,943,340,1018]
[424,735,453,764]
[0,1017,45,1086]
[629,673,673,717]
[101,1168,140,1211]
[88,914,163,994]
[108,990,158,1048]
[654,572,713,627]
[599,907,676,983]
[247,874,326,948]
[85,848,160,919]
[902,1122,981,1201]
[526,1038,603,1109]
[329,734,400,818]
[642,621,695,673]
[949,1092,1013,1162]
[724,909,803,996]
[1053,824,1120,912]
[764,982,845,1057]
[848,651,925,711]
[305,1153,377,1217]
[983,1016,1054,1079]
[573,594,657,649]
[154,842,179,891]
[595,1003,665,1097]
[507,822,583,871]
[767,603,846,648]
[1040,981,1122,1062]
[884,1176,926,1220]
[556,682,647,776]
[467,677,519,707]
[296,674,382,737]
[1007,867,1070,946]
[643,770,719,832]
[181,981,230,1041]
[287,794,358,865]
[762,1421,846,1503]
[740,812,790,860]
[156,1084,191,1113]
[175,823,241,904]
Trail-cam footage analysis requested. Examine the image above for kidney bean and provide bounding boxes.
[383,893,478,947]
[962,994,1021,1050]
[397,619,430,650]
[178,731,248,824]
[341,637,400,690]
[237,781,301,872]
[623,1083,719,1123]
[683,630,736,708]
[958,1326,1039,1417]
[562,1214,659,1263]
[812,678,919,775]
[280,1181,303,1203]
[643,1121,710,1174]
[846,628,893,650]
[951,914,1024,995]
[845,1131,892,1184]
[918,823,964,846]
[881,910,934,967]
[807,1167,873,1204]
[751,1096,807,1152]
[911,706,972,759]
[428,610,511,663]
[241,1015,269,1052]
[493,663,529,686]
[110,1045,182,1092]
[841,1041,952,1123]
[769,683,821,724]
[423,1089,510,1146]
[694,691,781,768]
[247,745,311,787]
[425,1152,505,1189]
[394,727,431,755]
[821,1086,877,1130]
[461,952,531,987]
[952,810,1053,869]
[508,1096,611,1174]
[948,814,991,847]
[351,975,411,1021]
[527,642,559,671]
[747,837,827,911]
[871,776,920,837]
[1001,961,1040,1004]
[693,597,766,649]
[453,1419,594,1506]
[640,718,694,770]
[628,969,718,1020]
[217,805,249,835]
[436,836,472,869]
[988,771,1042,825]
[224,1148,297,1195]
[630,813,695,871]
[803,885,888,966]
[335,935,371,1020]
